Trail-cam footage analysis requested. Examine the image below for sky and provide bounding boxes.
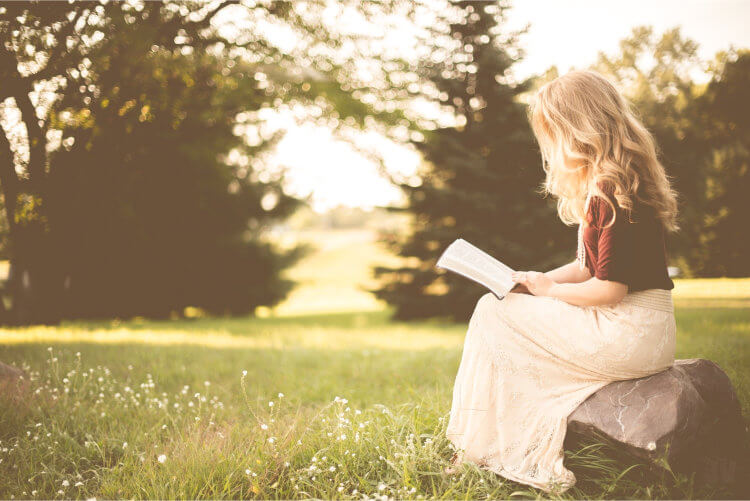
[270,0,750,213]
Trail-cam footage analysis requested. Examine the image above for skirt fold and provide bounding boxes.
[445,289,676,493]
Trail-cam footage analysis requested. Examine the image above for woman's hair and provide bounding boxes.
[527,69,679,232]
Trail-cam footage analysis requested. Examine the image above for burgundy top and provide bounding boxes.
[581,182,674,291]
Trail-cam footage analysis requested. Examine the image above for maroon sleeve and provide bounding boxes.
[592,195,633,286]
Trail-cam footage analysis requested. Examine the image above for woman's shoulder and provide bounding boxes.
[585,181,618,227]
[588,179,657,228]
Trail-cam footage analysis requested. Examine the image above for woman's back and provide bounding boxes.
[580,181,674,292]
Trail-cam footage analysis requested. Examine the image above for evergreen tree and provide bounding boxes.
[372,1,574,321]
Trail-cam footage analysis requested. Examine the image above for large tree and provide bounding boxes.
[0,0,405,323]
[592,27,750,277]
[591,26,714,277]
[372,1,574,321]
[692,50,750,276]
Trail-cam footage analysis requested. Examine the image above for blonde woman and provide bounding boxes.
[443,70,680,493]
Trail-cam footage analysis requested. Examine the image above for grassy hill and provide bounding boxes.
[0,229,748,499]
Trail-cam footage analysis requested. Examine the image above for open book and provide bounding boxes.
[435,238,518,300]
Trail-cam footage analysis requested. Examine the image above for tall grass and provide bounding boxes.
[0,276,748,499]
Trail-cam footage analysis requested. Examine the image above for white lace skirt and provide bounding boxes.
[445,288,676,493]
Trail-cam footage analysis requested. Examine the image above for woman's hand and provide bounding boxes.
[511,271,558,297]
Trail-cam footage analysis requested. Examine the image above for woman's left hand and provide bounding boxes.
[511,271,557,297]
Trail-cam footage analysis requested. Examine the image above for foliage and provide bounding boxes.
[592,28,750,277]
[46,37,307,318]
[690,51,750,276]
[0,1,402,322]
[372,1,574,321]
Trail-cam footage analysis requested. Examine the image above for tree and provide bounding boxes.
[0,0,406,323]
[692,50,750,276]
[47,44,310,318]
[371,1,574,321]
[592,27,749,277]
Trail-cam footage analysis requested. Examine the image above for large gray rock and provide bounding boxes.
[566,358,747,488]
[0,361,27,398]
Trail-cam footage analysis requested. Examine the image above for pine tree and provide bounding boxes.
[372,1,574,321]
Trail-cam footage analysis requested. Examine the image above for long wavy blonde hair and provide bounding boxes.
[527,70,679,232]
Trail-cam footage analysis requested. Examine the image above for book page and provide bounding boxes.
[436,239,516,299]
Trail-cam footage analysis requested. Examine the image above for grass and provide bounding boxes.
[0,231,748,499]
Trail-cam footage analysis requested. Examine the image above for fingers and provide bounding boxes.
[512,271,542,286]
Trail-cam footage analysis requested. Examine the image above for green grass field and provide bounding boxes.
[0,231,748,499]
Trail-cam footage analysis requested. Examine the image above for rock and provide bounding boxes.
[0,361,28,398]
[566,358,748,489]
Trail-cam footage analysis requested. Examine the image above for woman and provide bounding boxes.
[443,69,680,493]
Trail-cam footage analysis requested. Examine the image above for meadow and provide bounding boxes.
[0,231,748,499]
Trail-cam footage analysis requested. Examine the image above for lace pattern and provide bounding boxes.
[445,289,676,493]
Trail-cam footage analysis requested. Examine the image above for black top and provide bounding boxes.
[582,183,674,291]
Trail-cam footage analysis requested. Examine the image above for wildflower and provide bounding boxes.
[242,370,248,376]
[157,454,167,463]
[378,483,386,491]
[268,401,274,407]
[75,482,84,487]
[268,437,276,444]
[329,466,336,472]
[204,381,210,387]
[278,392,284,398]
[123,442,128,449]
[57,490,64,495]
[245,469,251,475]
[62,480,70,487]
